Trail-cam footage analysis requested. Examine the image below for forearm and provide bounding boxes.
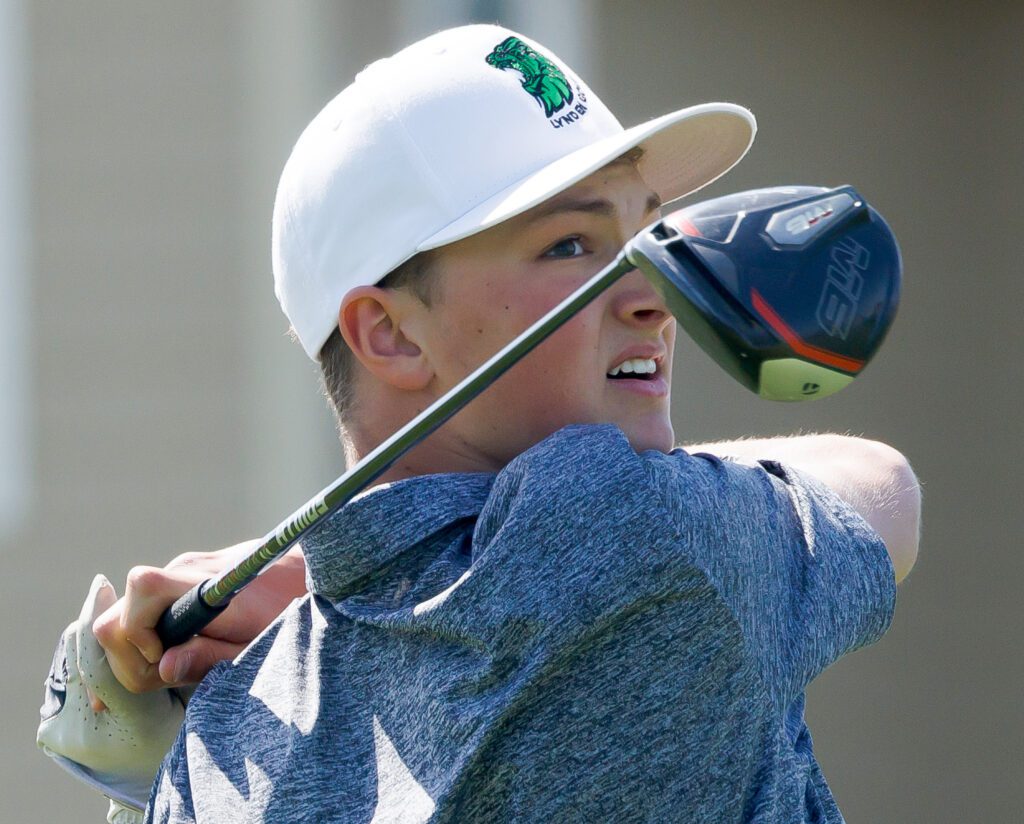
[686,433,921,582]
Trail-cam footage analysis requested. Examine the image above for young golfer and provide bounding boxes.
[40,24,919,823]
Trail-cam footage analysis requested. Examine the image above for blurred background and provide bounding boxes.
[3,0,1020,820]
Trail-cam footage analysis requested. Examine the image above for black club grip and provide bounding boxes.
[156,580,229,648]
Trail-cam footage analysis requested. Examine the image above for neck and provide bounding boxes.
[343,393,504,487]
[345,431,503,488]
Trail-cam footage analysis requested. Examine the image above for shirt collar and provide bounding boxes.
[300,472,495,596]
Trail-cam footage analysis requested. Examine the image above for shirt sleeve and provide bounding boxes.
[641,448,896,709]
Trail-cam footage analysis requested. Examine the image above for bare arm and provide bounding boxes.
[685,434,921,583]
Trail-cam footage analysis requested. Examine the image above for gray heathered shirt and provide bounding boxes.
[145,424,895,823]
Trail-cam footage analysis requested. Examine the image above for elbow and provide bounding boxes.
[863,440,922,584]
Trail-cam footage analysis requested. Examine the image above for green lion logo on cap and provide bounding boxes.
[486,36,574,118]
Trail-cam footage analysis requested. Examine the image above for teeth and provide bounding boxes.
[608,357,657,377]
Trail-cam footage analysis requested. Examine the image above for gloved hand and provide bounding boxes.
[37,574,188,815]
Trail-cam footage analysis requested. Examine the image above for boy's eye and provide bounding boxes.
[543,236,586,259]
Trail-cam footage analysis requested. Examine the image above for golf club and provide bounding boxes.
[157,184,901,647]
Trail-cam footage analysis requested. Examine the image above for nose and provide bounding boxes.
[610,266,673,331]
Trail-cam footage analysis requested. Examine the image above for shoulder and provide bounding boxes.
[486,424,748,527]
[471,425,680,569]
[506,423,643,475]
[479,425,657,524]
[482,425,643,506]
[637,443,788,538]
[480,423,892,575]
[475,424,769,567]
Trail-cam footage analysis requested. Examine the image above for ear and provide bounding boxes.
[337,286,433,391]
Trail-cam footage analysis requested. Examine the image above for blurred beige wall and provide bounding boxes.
[4,1,1020,821]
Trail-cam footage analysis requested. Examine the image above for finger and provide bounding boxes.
[93,596,165,695]
[158,635,245,686]
[121,565,185,664]
[76,575,158,702]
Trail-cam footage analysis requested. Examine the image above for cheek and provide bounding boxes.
[450,279,596,371]
[487,308,604,413]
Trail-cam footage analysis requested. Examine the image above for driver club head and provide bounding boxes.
[627,185,902,401]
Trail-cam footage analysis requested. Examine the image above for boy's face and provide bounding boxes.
[417,160,676,468]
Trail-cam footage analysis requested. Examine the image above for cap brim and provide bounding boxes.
[418,102,755,251]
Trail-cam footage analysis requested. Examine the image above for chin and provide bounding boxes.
[619,417,675,455]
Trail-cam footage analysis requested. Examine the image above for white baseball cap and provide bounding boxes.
[273,24,756,360]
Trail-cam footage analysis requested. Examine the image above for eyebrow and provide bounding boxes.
[524,192,663,225]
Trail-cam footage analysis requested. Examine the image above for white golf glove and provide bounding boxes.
[37,574,188,819]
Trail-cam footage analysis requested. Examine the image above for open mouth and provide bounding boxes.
[607,357,659,381]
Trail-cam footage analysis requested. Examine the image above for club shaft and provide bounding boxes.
[157,254,633,645]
